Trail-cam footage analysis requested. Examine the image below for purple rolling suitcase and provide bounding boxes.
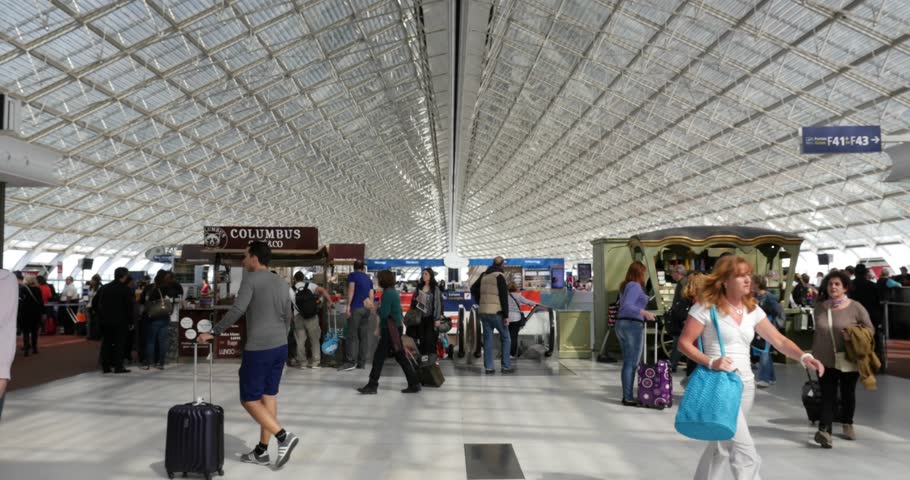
[165,343,224,479]
[637,327,673,409]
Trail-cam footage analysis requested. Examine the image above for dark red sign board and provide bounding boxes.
[328,243,366,262]
[203,226,319,251]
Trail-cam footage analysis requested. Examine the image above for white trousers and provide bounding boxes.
[694,379,761,480]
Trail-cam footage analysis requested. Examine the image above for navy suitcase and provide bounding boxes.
[165,343,224,479]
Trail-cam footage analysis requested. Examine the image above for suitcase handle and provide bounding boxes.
[640,319,659,364]
[193,341,214,405]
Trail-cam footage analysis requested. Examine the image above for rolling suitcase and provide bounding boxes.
[417,357,445,387]
[802,370,842,424]
[165,343,224,480]
[637,326,673,409]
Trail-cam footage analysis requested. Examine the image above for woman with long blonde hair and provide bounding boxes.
[678,256,824,479]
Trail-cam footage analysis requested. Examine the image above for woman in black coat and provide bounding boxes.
[19,276,45,356]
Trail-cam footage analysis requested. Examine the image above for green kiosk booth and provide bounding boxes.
[592,226,805,362]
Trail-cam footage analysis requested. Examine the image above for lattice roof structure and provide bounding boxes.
[2,0,910,277]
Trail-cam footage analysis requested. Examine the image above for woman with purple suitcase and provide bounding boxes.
[615,262,656,407]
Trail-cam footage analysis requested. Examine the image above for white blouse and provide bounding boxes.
[689,302,767,381]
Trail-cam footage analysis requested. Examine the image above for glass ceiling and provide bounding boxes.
[2,0,910,271]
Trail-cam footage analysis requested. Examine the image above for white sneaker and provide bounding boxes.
[756,380,770,388]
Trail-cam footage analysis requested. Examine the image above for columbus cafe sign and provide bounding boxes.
[203,226,319,251]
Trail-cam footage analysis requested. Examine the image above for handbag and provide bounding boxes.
[147,289,174,318]
[828,308,858,373]
[675,306,744,441]
[386,315,403,353]
[510,294,528,327]
[404,308,422,327]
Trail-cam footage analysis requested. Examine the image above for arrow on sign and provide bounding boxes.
[873,136,881,144]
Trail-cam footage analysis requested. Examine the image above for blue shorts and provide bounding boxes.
[238,344,288,402]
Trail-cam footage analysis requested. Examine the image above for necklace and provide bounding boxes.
[730,304,744,315]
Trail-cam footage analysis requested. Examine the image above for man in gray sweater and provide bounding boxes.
[196,241,298,469]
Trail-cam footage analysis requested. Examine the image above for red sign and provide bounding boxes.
[203,226,318,251]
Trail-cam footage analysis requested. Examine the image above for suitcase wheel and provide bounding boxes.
[167,473,174,479]
[219,470,224,476]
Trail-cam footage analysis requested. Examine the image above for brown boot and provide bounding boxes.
[814,430,833,449]
[842,424,856,441]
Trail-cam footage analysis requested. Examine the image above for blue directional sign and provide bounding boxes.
[801,125,881,154]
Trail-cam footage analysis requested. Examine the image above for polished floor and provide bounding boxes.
[0,355,907,480]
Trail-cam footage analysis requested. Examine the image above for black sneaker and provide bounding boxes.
[357,385,377,395]
[339,363,356,372]
[485,369,495,374]
[621,399,639,407]
[501,368,515,375]
[275,432,299,468]
[240,449,270,466]
[114,368,131,374]
[401,385,421,394]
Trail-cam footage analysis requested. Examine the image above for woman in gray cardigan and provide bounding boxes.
[409,268,444,359]
[811,269,874,449]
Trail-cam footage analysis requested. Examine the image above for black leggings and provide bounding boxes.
[508,321,522,357]
[819,368,859,432]
[368,325,418,388]
[22,321,39,352]
[412,316,438,357]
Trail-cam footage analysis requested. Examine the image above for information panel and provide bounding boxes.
[801,125,881,154]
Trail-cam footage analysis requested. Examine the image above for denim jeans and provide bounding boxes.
[757,350,776,384]
[669,335,684,372]
[145,318,169,367]
[615,319,644,401]
[479,314,511,371]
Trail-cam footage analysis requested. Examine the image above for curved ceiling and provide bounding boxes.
[2,0,910,270]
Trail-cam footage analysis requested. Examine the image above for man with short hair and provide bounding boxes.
[666,265,689,372]
[196,241,298,469]
[95,267,134,374]
[60,276,79,335]
[897,266,910,286]
[471,256,513,374]
[289,271,333,368]
[341,261,373,371]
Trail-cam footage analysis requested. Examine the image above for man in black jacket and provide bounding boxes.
[849,264,884,364]
[95,267,135,374]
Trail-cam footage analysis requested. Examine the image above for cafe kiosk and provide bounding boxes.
[593,226,804,359]
[176,226,329,361]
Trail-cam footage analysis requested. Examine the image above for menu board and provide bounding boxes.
[178,309,246,359]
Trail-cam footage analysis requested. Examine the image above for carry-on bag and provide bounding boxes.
[44,314,57,336]
[417,356,445,387]
[165,343,224,480]
[802,369,842,424]
[637,321,673,409]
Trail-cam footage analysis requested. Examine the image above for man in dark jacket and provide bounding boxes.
[470,257,512,374]
[849,264,885,364]
[94,267,135,373]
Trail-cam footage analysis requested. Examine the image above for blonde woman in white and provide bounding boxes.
[678,256,824,479]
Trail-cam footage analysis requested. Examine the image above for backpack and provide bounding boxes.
[666,297,693,336]
[294,283,319,318]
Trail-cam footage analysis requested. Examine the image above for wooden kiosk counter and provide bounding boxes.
[173,226,365,361]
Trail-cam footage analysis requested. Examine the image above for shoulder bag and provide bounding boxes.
[828,307,858,373]
[147,289,174,318]
[674,306,744,441]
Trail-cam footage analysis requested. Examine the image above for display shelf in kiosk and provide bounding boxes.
[177,307,246,360]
